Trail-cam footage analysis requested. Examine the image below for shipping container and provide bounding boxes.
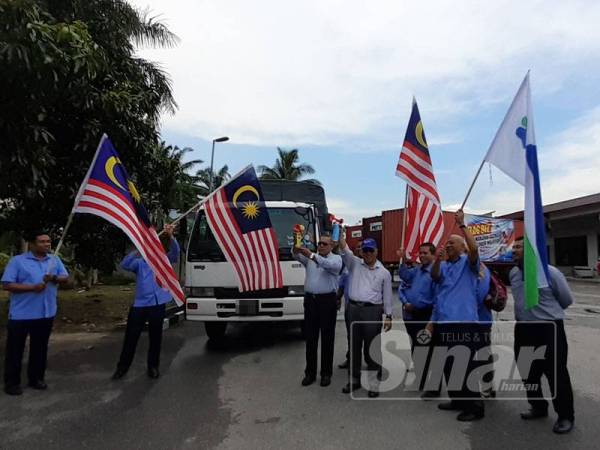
[344,224,363,252]
[362,215,383,251]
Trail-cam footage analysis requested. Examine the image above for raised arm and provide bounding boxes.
[338,231,360,269]
[121,250,141,273]
[167,238,181,264]
[456,210,479,266]
[431,247,446,282]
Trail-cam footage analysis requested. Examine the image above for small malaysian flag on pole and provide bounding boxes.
[69,134,185,305]
[395,99,445,260]
[204,165,283,292]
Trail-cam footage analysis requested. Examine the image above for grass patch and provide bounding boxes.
[0,285,135,338]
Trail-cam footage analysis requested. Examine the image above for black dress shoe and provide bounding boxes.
[438,401,461,411]
[111,368,127,380]
[342,383,361,394]
[4,385,23,396]
[301,375,316,386]
[338,360,349,369]
[147,368,160,379]
[520,408,548,420]
[28,380,48,390]
[457,410,484,422]
[553,418,574,434]
[368,390,379,398]
[320,376,331,387]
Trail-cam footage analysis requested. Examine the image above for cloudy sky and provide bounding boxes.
[131,0,600,224]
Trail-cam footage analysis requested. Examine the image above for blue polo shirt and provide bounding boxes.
[431,254,481,322]
[121,239,180,307]
[1,252,69,320]
[477,264,492,324]
[399,263,435,320]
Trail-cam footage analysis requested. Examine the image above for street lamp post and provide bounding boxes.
[208,136,229,192]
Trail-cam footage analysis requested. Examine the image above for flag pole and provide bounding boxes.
[459,159,486,210]
[399,185,409,264]
[157,196,207,236]
[53,134,107,256]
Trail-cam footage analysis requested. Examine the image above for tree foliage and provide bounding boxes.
[258,147,320,185]
[0,0,185,272]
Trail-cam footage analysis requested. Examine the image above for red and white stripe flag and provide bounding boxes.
[396,99,444,259]
[204,165,283,291]
[71,135,185,305]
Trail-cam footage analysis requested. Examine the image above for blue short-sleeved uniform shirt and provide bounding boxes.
[1,252,69,320]
[431,254,481,322]
[120,239,180,307]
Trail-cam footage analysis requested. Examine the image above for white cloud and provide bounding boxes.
[462,106,600,215]
[132,0,600,146]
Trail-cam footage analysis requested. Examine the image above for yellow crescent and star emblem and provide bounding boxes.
[232,185,261,219]
[104,156,141,202]
[415,121,428,149]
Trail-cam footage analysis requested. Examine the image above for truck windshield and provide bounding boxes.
[187,207,316,262]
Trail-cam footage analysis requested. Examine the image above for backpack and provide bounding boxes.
[487,270,508,312]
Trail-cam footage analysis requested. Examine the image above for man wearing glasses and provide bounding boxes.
[338,236,393,398]
[293,235,342,388]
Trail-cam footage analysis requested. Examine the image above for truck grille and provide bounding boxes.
[214,287,288,299]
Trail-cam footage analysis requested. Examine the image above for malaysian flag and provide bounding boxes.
[204,166,283,291]
[395,99,444,259]
[71,135,185,305]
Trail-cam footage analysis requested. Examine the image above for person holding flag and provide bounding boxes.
[112,224,180,380]
[510,237,574,434]
[462,72,574,433]
[53,134,186,376]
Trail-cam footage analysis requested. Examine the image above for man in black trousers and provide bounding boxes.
[2,230,69,395]
[510,236,575,434]
[293,234,342,387]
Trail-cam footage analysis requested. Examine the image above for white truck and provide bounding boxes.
[184,180,331,339]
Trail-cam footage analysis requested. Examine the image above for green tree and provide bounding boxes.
[0,0,180,272]
[195,165,231,195]
[258,147,320,185]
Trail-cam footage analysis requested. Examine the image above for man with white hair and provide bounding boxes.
[428,211,485,421]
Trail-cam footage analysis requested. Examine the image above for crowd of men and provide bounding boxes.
[292,210,575,434]
[2,211,576,435]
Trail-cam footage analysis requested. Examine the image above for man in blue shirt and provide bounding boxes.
[293,234,342,387]
[2,230,69,396]
[398,243,436,392]
[429,210,485,421]
[112,225,180,380]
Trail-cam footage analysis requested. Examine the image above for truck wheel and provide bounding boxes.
[205,322,227,339]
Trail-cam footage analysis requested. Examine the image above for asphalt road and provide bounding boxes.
[1,281,599,450]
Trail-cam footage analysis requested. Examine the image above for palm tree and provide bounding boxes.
[195,165,231,194]
[258,148,321,185]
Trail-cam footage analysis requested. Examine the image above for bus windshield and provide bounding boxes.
[187,207,316,262]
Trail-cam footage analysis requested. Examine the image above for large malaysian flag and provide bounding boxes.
[204,165,283,291]
[71,134,185,305]
[395,99,445,259]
